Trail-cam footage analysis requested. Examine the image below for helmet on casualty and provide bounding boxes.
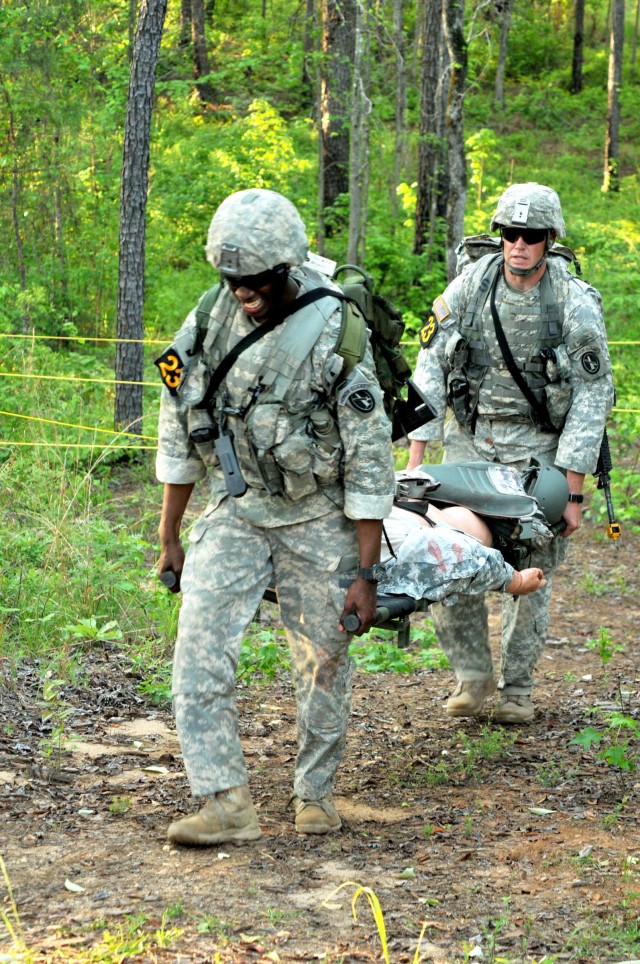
[490,182,566,239]
[205,188,309,278]
[522,457,569,526]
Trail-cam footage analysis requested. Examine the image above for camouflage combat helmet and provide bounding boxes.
[205,188,309,277]
[490,182,566,238]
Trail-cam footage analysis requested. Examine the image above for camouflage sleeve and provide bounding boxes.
[555,282,615,474]
[409,276,466,442]
[326,328,396,520]
[155,385,207,484]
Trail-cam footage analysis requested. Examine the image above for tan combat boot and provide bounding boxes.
[493,694,534,724]
[446,676,496,717]
[292,795,342,834]
[167,785,262,846]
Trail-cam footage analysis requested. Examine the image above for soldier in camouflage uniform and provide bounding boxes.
[155,189,396,845]
[407,183,614,723]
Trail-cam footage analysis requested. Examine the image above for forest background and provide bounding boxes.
[1,0,638,660]
[1,1,640,961]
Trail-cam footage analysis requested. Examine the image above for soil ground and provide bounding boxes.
[1,520,639,963]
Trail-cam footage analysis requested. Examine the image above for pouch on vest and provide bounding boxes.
[308,408,342,481]
[246,403,318,501]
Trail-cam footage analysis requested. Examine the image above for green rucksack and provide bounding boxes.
[193,262,434,442]
[328,264,433,441]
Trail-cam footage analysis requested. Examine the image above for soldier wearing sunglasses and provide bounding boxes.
[407,183,614,724]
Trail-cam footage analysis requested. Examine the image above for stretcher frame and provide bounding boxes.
[263,587,430,648]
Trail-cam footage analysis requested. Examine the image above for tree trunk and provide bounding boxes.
[2,85,28,332]
[414,0,447,257]
[603,0,625,192]
[115,0,168,435]
[391,0,407,221]
[191,0,215,103]
[348,0,372,265]
[301,0,317,110]
[494,0,514,107]
[443,0,468,281]
[319,0,356,242]
[129,0,137,62]
[179,0,192,48]
[52,127,69,317]
[571,0,585,94]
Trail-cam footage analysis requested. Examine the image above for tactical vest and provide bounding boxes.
[184,274,346,501]
[452,255,564,429]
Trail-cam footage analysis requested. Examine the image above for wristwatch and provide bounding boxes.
[357,566,379,583]
[568,493,584,504]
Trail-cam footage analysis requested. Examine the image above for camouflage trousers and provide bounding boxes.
[431,423,567,694]
[172,498,359,801]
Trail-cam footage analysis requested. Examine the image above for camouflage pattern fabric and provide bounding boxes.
[377,506,517,602]
[206,188,309,275]
[157,267,395,525]
[425,425,567,693]
[172,500,359,801]
[157,267,395,804]
[410,257,614,476]
[409,247,613,694]
[490,182,566,236]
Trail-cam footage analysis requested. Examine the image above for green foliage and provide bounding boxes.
[237,625,290,683]
[0,450,176,663]
[349,621,447,674]
[570,711,639,776]
[585,627,625,667]
[1,0,639,740]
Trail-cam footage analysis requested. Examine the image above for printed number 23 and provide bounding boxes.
[159,353,182,389]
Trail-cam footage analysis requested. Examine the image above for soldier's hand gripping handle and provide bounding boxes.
[159,569,180,593]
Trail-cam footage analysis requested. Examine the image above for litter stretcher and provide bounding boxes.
[266,458,569,646]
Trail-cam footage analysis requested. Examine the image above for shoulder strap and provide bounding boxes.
[193,284,222,355]
[488,270,557,434]
[335,302,368,378]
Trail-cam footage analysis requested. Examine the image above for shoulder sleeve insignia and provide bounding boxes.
[578,349,602,378]
[154,346,184,396]
[338,379,377,415]
[419,310,439,348]
[432,296,451,323]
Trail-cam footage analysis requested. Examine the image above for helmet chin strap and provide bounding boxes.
[504,255,546,277]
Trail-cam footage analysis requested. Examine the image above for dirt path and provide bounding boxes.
[1,522,639,963]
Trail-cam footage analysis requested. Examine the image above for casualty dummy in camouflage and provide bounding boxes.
[155,189,396,845]
[408,182,614,724]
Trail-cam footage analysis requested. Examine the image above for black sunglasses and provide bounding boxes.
[222,264,287,291]
[501,227,548,245]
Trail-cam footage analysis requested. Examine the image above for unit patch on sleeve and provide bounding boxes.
[432,296,451,323]
[419,310,439,348]
[580,350,601,376]
[338,379,376,414]
[154,346,184,396]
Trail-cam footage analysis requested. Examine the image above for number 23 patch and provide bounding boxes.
[419,310,439,348]
[154,346,184,395]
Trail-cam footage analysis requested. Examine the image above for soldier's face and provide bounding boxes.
[502,231,547,274]
[229,280,276,322]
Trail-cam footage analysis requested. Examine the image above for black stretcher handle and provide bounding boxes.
[343,595,417,633]
[159,569,180,592]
